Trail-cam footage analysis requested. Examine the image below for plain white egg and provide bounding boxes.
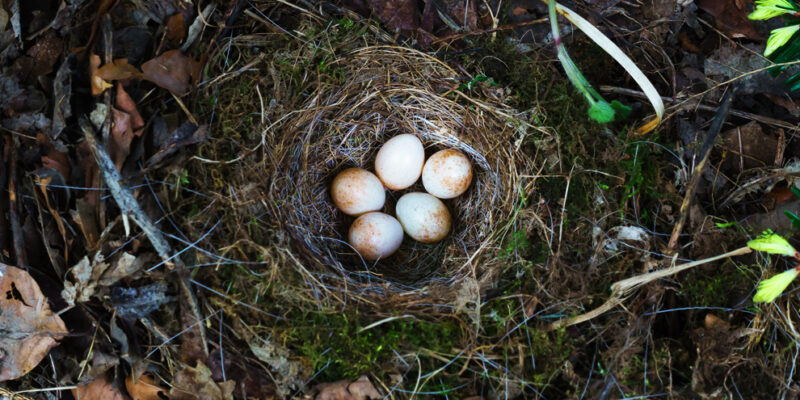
[374,134,425,190]
[331,168,386,216]
[422,149,473,199]
[348,212,404,260]
[395,192,451,243]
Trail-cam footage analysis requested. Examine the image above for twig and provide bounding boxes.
[666,85,737,250]
[547,246,752,331]
[78,117,209,363]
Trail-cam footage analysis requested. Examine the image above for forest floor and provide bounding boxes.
[1,0,800,399]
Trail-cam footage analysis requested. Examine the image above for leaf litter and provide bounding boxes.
[3,0,800,397]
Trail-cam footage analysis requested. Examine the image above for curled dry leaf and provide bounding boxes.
[308,376,382,400]
[141,49,200,95]
[170,362,235,400]
[96,58,142,81]
[72,375,129,400]
[90,53,112,95]
[125,373,168,400]
[0,264,68,382]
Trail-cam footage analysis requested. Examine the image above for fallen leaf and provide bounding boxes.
[96,252,147,286]
[96,58,142,81]
[90,53,112,95]
[37,133,71,182]
[696,0,764,40]
[116,84,145,135]
[61,254,105,306]
[0,264,68,382]
[248,337,306,397]
[126,373,168,400]
[440,0,478,31]
[146,123,209,167]
[170,362,235,400]
[141,50,197,95]
[166,13,186,44]
[51,55,74,139]
[109,106,135,170]
[72,375,129,400]
[366,0,419,32]
[309,376,382,400]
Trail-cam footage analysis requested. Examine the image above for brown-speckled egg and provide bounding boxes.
[348,212,404,260]
[395,192,451,243]
[331,168,385,216]
[422,149,472,199]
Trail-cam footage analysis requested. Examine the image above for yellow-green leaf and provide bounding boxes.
[754,268,799,303]
[747,231,797,256]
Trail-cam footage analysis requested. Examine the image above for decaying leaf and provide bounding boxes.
[61,254,104,306]
[166,13,187,44]
[366,0,419,32]
[72,375,128,400]
[141,50,200,95]
[146,123,209,167]
[125,373,168,400]
[0,264,68,382]
[307,376,382,400]
[96,58,142,81]
[170,362,235,400]
[696,0,764,40]
[249,338,305,397]
[62,252,146,306]
[51,55,73,139]
[90,53,113,95]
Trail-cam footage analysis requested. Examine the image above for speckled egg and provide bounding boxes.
[348,212,404,260]
[374,134,425,190]
[422,149,473,199]
[395,192,451,243]
[330,168,386,216]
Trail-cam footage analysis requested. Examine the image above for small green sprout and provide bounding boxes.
[747,231,798,257]
[749,0,798,20]
[747,231,800,302]
[754,268,800,303]
[766,25,800,56]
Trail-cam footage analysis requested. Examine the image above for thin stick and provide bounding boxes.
[667,86,737,250]
[547,246,752,331]
[79,118,209,363]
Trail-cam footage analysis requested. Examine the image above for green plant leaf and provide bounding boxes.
[747,230,797,256]
[588,101,615,123]
[790,185,800,199]
[754,268,799,302]
[785,210,800,230]
[610,100,632,120]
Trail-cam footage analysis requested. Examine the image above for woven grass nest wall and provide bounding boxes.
[265,46,535,311]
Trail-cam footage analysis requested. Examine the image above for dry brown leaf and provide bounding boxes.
[310,376,382,400]
[367,0,419,32]
[72,376,129,400]
[125,373,168,400]
[696,0,764,40]
[141,50,197,95]
[109,106,135,169]
[90,53,112,95]
[166,13,187,44]
[170,362,235,400]
[96,58,142,81]
[116,83,145,135]
[0,264,68,382]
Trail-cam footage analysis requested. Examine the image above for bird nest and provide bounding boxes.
[264,46,534,311]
